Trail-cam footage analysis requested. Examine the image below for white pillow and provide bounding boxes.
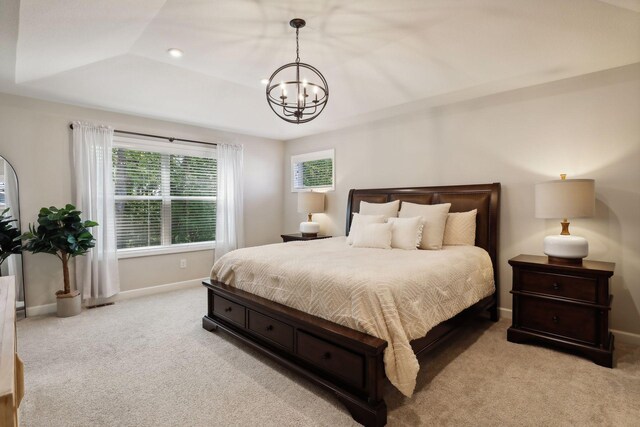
[387,217,423,250]
[444,209,477,246]
[399,202,451,250]
[346,213,385,245]
[351,223,392,249]
[359,200,400,219]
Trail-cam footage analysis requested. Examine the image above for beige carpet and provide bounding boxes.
[17,287,640,427]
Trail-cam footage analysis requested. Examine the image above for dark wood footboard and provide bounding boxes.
[203,279,388,426]
[203,279,497,426]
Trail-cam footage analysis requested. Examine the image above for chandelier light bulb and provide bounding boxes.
[313,86,319,94]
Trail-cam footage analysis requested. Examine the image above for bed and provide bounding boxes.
[202,183,500,426]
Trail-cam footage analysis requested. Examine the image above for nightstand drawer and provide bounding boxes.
[519,270,597,302]
[519,297,596,344]
[213,295,246,327]
[248,310,294,351]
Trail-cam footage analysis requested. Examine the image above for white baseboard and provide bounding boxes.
[25,278,204,317]
[499,307,513,319]
[115,278,202,302]
[26,302,57,317]
[496,306,640,345]
[611,329,640,346]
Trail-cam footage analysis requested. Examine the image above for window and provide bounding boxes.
[112,137,216,257]
[291,149,334,192]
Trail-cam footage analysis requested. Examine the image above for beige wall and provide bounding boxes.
[283,64,640,335]
[0,93,284,307]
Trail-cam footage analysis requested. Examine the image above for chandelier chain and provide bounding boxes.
[295,27,300,63]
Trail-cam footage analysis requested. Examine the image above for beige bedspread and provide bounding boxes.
[210,237,495,397]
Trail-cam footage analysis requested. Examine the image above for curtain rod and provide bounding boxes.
[68,124,218,147]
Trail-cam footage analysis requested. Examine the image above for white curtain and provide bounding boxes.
[72,121,120,301]
[215,143,244,262]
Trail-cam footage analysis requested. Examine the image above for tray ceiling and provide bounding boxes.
[0,0,638,140]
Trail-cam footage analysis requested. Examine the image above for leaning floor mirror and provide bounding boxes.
[0,155,25,318]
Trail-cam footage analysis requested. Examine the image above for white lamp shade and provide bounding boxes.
[297,192,325,214]
[535,179,595,219]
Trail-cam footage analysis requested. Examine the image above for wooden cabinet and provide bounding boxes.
[1,276,24,427]
[280,233,332,242]
[507,255,615,367]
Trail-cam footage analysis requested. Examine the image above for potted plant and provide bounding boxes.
[0,208,21,269]
[21,205,97,317]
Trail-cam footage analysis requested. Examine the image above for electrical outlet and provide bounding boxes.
[180,259,187,269]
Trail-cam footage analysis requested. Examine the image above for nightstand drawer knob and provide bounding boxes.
[225,307,232,312]
[321,352,331,360]
[552,315,559,323]
[552,283,560,291]
[266,325,274,331]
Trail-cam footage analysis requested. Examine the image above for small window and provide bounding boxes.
[291,149,334,192]
[112,136,216,257]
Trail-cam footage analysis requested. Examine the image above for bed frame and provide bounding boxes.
[202,183,500,426]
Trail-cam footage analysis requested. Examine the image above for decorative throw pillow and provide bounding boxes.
[387,217,423,250]
[399,202,452,250]
[346,213,386,245]
[351,223,392,249]
[443,209,477,246]
[359,200,400,219]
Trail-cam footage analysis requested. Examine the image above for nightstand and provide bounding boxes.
[280,233,332,242]
[507,254,615,367]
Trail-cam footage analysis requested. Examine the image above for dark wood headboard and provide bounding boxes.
[346,183,501,277]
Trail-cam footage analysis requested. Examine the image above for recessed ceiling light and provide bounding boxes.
[167,48,183,58]
[260,79,269,85]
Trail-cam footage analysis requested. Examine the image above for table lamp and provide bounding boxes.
[535,174,595,264]
[298,191,325,237]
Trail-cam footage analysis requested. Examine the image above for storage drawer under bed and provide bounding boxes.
[248,310,294,351]
[296,330,365,388]
[213,295,246,327]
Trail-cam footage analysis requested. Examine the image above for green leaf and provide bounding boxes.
[20,204,97,259]
[0,208,22,265]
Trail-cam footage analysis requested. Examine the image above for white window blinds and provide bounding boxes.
[291,149,334,192]
[112,137,216,252]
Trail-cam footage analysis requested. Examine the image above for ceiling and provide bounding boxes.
[0,0,639,140]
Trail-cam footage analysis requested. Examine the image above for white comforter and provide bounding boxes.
[210,237,495,397]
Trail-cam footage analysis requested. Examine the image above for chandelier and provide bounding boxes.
[266,18,329,124]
